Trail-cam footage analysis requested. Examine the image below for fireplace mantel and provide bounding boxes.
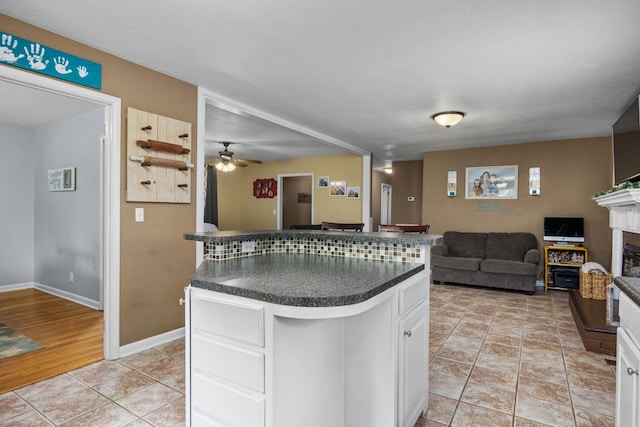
[594,189,640,208]
[595,189,640,277]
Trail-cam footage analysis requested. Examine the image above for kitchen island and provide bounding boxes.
[184,230,441,427]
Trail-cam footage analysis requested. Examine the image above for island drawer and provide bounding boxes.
[192,336,264,392]
[192,373,265,427]
[191,290,265,347]
[398,272,428,315]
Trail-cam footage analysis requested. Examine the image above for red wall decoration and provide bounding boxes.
[253,178,277,198]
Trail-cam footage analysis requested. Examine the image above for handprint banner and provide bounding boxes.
[0,31,101,89]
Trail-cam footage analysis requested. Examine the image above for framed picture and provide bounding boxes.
[465,165,518,199]
[347,186,360,199]
[317,176,329,188]
[48,167,76,191]
[330,180,346,196]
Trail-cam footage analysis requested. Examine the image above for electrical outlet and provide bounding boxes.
[242,241,256,253]
[69,272,74,282]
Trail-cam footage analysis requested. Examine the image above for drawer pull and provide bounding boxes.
[628,367,639,376]
[404,330,412,338]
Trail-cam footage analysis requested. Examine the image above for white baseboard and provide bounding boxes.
[33,283,101,310]
[0,282,36,292]
[119,327,185,358]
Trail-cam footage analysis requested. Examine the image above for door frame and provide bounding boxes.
[277,173,314,230]
[381,183,392,226]
[0,65,122,359]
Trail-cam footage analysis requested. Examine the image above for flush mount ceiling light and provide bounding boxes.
[432,111,465,128]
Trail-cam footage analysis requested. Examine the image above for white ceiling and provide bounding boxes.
[2,1,640,169]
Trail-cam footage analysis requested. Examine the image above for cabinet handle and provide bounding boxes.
[628,367,639,376]
[404,330,412,338]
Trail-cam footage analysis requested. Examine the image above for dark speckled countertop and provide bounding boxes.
[190,253,424,307]
[615,276,640,307]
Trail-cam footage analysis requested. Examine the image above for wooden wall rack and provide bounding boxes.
[126,107,192,203]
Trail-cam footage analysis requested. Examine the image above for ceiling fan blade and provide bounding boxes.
[234,158,262,164]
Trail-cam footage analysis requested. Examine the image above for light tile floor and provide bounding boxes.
[0,283,616,426]
[418,283,616,427]
[0,339,186,426]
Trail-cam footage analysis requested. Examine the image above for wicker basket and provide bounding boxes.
[580,268,611,300]
[579,269,593,299]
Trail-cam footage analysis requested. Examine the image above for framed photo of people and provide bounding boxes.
[465,165,518,199]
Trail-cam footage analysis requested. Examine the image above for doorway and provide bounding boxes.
[0,66,121,359]
[277,174,314,230]
[381,183,392,226]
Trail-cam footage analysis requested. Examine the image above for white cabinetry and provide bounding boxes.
[188,290,266,426]
[398,301,428,427]
[186,271,429,427]
[616,292,640,427]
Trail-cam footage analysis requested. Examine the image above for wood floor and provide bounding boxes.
[0,288,103,393]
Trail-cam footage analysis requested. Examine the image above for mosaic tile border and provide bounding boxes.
[204,236,425,263]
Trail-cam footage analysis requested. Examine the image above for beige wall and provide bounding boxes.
[3,15,198,345]
[217,154,363,230]
[391,160,424,225]
[423,137,613,269]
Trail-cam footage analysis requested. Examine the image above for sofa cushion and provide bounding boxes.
[432,255,482,272]
[443,231,488,259]
[486,232,538,261]
[481,259,537,276]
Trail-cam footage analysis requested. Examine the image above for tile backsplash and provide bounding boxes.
[204,236,424,263]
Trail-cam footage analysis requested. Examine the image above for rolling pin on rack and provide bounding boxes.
[136,139,190,154]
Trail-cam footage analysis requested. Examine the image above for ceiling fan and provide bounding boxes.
[206,142,262,171]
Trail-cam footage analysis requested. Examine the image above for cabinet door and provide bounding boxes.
[398,302,428,427]
[616,327,640,427]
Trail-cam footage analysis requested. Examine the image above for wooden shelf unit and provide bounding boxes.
[544,245,588,291]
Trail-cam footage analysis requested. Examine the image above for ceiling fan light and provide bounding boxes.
[215,162,236,172]
[432,111,465,128]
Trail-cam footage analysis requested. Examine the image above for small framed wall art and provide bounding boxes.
[317,176,329,188]
[253,178,277,198]
[330,181,346,196]
[48,167,76,191]
[347,187,360,199]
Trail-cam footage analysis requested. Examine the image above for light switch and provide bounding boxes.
[135,208,144,222]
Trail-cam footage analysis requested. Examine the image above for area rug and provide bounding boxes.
[0,323,44,360]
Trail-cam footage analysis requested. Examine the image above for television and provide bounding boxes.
[543,217,585,244]
[613,96,640,185]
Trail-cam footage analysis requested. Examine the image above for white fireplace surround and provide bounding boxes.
[594,189,640,277]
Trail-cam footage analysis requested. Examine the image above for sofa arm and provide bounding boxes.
[524,248,540,265]
[431,243,449,257]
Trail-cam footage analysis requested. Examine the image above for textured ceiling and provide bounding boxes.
[2,1,640,168]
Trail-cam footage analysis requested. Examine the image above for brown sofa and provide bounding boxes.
[431,231,540,294]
